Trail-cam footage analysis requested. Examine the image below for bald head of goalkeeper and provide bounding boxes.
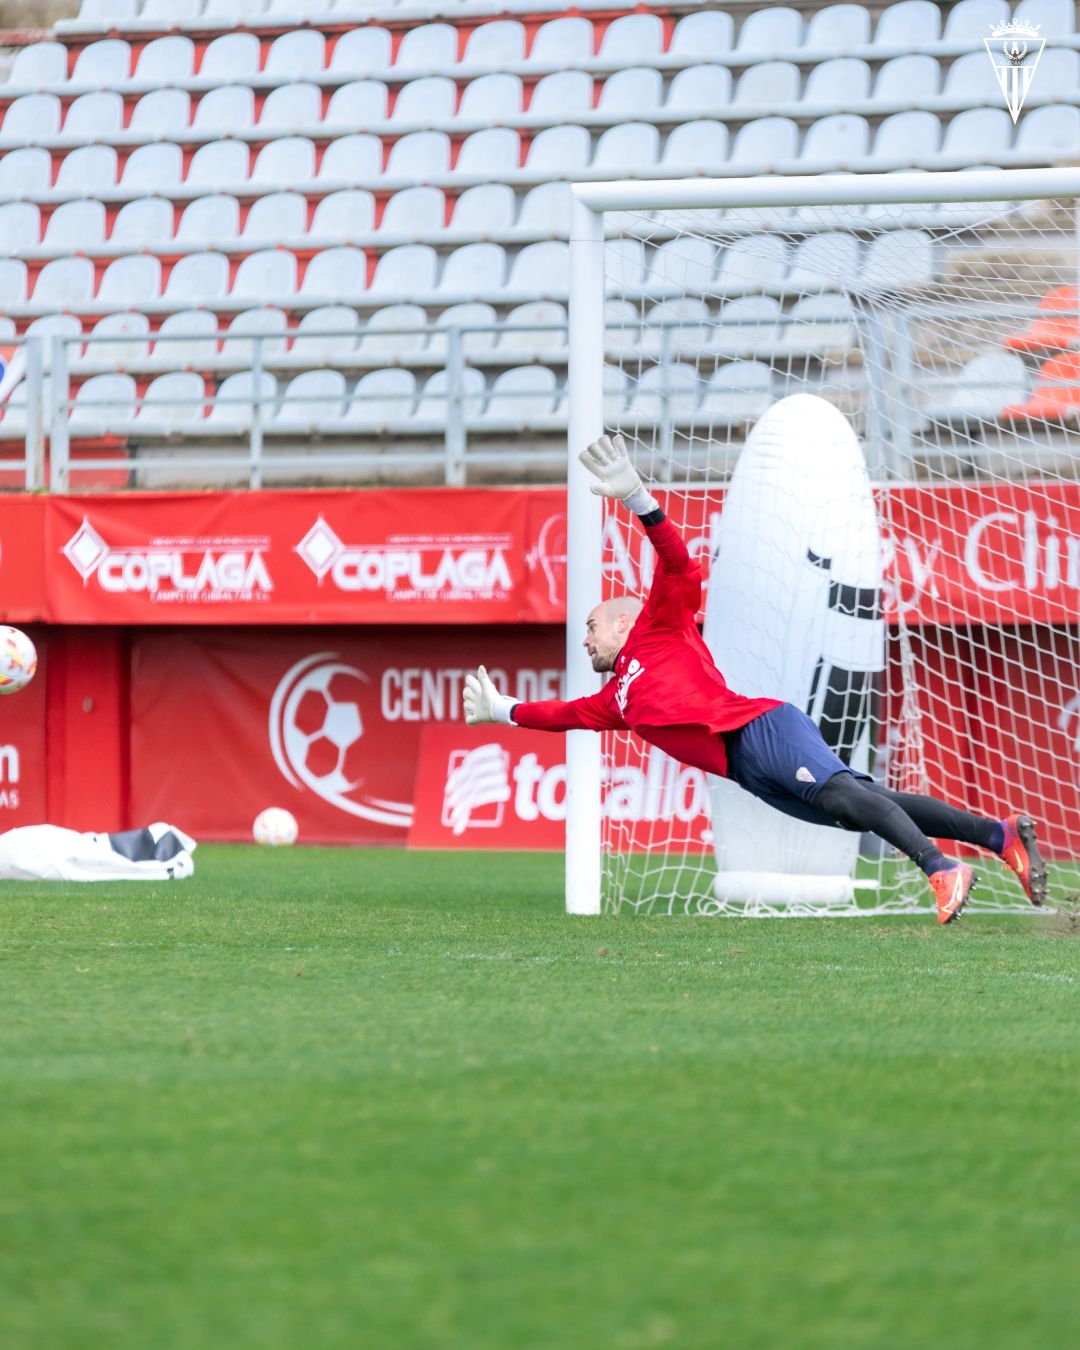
[583,596,644,673]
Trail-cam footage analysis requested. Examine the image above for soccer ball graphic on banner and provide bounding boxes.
[0,626,37,695]
[253,807,299,847]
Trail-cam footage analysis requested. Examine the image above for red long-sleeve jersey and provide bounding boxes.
[512,512,781,778]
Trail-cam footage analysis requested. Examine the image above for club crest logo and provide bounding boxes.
[984,20,1046,124]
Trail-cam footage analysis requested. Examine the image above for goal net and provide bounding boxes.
[565,169,1080,917]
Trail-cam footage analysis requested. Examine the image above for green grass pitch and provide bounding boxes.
[1,846,1077,1350]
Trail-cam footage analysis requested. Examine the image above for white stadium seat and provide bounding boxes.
[201,33,260,82]
[661,120,729,170]
[0,150,51,195]
[293,306,361,362]
[311,190,378,239]
[394,78,457,124]
[356,304,428,357]
[507,241,568,296]
[730,118,799,168]
[458,75,522,122]
[71,374,137,432]
[734,62,800,107]
[605,239,646,293]
[121,144,183,193]
[177,195,241,246]
[788,233,861,290]
[598,69,664,115]
[642,298,711,354]
[923,352,1028,420]
[208,371,277,428]
[396,25,457,72]
[318,135,382,183]
[456,129,520,176]
[874,111,942,161]
[1017,0,1074,31]
[514,182,570,232]
[430,302,498,357]
[142,0,201,18]
[193,86,256,136]
[261,84,322,132]
[874,0,941,45]
[478,367,557,423]
[529,18,593,64]
[164,253,230,304]
[860,230,934,291]
[265,31,327,80]
[268,0,325,15]
[628,363,700,420]
[130,90,192,137]
[461,21,526,70]
[188,140,250,190]
[415,368,484,424]
[56,145,118,193]
[873,55,940,103]
[72,40,130,87]
[135,37,195,84]
[328,28,393,77]
[711,297,783,355]
[45,200,106,248]
[803,4,872,53]
[233,250,298,304]
[27,312,83,364]
[347,369,417,426]
[600,14,663,61]
[801,115,871,166]
[943,52,995,98]
[0,204,41,254]
[498,301,567,352]
[941,109,1012,159]
[273,371,348,429]
[717,236,789,294]
[700,363,772,421]
[9,43,67,87]
[252,138,316,187]
[530,72,593,118]
[98,255,162,307]
[781,294,855,356]
[1017,105,1080,155]
[439,243,505,295]
[667,66,732,115]
[593,123,660,172]
[671,10,736,58]
[152,311,219,368]
[326,81,388,127]
[650,237,717,295]
[452,184,516,233]
[34,257,95,307]
[943,0,1009,41]
[301,248,367,300]
[138,372,206,428]
[382,187,444,234]
[87,313,151,367]
[4,95,62,140]
[386,132,451,178]
[113,198,174,248]
[371,245,438,295]
[1018,48,1080,98]
[78,0,135,19]
[736,8,803,53]
[526,125,591,172]
[221,308,289,363]
[245,192,308,243]
[0,261,28,307]
[804,58,871,106]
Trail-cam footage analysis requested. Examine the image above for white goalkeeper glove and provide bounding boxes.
[579,433,658,516]
[463,665,518,726]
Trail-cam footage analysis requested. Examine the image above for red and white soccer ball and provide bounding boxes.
[253,807,299,847]
[0,625,37,696]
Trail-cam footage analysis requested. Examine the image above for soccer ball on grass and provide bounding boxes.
[253,807,299,847]
[0,625,37,695]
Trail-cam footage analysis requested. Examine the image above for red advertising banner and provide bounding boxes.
[0,495,47,623]
[0,623,47,827]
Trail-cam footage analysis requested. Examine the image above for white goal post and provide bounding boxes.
[566,167,1080,917]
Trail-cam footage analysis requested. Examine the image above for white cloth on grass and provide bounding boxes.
[0,822,196,881]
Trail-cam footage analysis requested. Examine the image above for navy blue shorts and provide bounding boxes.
[725,703,869,828]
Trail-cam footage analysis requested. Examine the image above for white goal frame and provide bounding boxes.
[565,166,1080,917]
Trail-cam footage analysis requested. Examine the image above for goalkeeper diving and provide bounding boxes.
[463,434,1047,925]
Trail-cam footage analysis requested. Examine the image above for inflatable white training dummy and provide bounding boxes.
[703,393,884,906]
[0,822,196,882]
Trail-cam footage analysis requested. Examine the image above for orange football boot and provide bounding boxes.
[999,814,1048,907]
[929,864,977,925]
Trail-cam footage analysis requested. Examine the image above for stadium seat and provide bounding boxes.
[8,43,67,87]
[26,313,83,368]
[430,302,498,356]
[252,138,316,187]
[925,352,1029,421]
[717,236,789,295]
[301,248,367,300]
[711,296,782,355]
[438,243,505,296]
[265,31,326,81]
[941,109,1012,160]
[661,120,729,170]
[86,312,151,367]
[233,251,298,305]
[602,362,630,414]
[318,135,382,183]
[151,310,219,367]
[137,371,206,428]
[261,84,322,132]
[1018,105,1080,155]
[461,21,526,70]
[860,230,934,291]
[477,367,557,424]
[700,363,773,421]
[356,304,428,357]
[70,374,137,433]
[733,61,800,107]
[874,111,943,161]
[188,141,250,191]
[44,200,106,248]
[804,58,871,106]
[394,78,458,125]
[268,0,325,16]
[382,187,444,234]
[873,55,940,103]
[311,190,377,240]
[201,33,260,83]
[208,371,277,428]
[801,115,871,167]
[458,74,522,121]
[386,132,451,179]
[98,254,162,307]
[498,301,567,352]
[530,72,593,118]
[34,257,95,307]
[77,0,136,20]
[0,204,41,255]
[453,184,516,233]
[135,37,194,84]
[221,307,289,363]
[600,14,664,61]
[736,8,803,53]
[113,197,174,247]
[370,245,438,295]
[396,25,457,72]
[56,145,118,193]
[730,118,799,168]
[507,241,568,296]
[605,239,646,293]
[121,144,183,193]
[193,87,256,136]
[164,252,230,304]
[515,182,569,232]
[293,306,361,362]
[788,233,861,290]
[780,294,855,355]
[873,0,941,44]
[1016,0,1074,31]
[803,4,872,52]
[528,18,593,65]
[649,237,718,300]
[273,370,348,430]
[1005,286,1078,354]
[414,368,484,425]
[671,10,735,58]
[943,0,1008,41]
[642,298,711,355]
[328,27,392,77]
[177,196,240,245]
[72,40,131,87]
[142,0,201,19]
[346,368,417,426]
[1021,48,1080,99]
[4,95,62,140]
[666,66,732,114]
[598,69,664,114]
[456,129,520,176]
[942,52,995,99]
[526,126,592,173]
[628,363,700,420]
[131,90,192,137]
[245,192,307,243]
[593,123,660,172]
[326,81,388,127]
